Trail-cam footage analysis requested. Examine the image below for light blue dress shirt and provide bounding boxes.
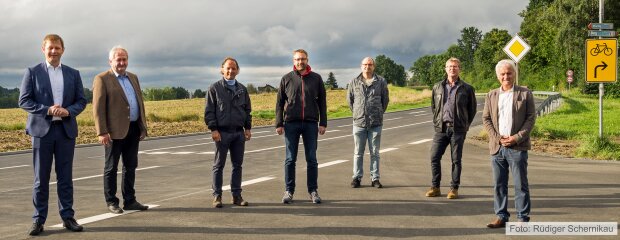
[115,73,139,122]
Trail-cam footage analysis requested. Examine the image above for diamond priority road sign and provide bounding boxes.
[585,38,618,83]
[503,34,531,63]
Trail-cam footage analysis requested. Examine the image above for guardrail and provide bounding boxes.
[532,91,562,117]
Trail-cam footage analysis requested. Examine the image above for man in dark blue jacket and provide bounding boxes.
[205,57,252,208]
[19,34,86,235]
[275,49,327,204]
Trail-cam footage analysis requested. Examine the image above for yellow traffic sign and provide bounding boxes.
[503,35,531,63]
[585,39,617,83]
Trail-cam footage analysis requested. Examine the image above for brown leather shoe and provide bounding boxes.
[447,188,458,199]
[486,218,506,228]
[232,195,248,206]
[213,195,223,208]
[425,187,441,197]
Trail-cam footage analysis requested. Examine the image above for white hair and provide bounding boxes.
[495,59,516,74]
[108,45,128,60]
[361,56,375,64]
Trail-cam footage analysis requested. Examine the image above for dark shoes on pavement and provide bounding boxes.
[351,178,361,188]
[213,195,223,208]
[486,218,507,228]
[28,222,44,236]
[108,203,124,214]
[123,201,149,211]
[62,217,83,232]
[371,180,383,188]
[232,195,249,206]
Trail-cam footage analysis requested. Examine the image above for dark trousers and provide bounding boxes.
[284,121,319,194]
[212,130,246,197]
[429,126,466,189]
[31,123,76,224]
[103,122,140,206]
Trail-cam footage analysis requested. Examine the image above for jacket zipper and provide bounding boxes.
[301,75,305,120]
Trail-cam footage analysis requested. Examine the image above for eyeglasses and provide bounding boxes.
[294,58,308,61]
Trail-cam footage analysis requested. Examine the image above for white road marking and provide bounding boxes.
[408,111,426,114]
[147,152,169,155]
[197,151,215,154]
[379,147,398,153]
[0,165,29,170]
[143,142,214,152]
[171,152,194,155]
[337,117,403,128]
[318,134,352,142]
[383,120,432,130]
[50,204,160,228]
[409,139,433,145]
[411,113,430,117]
[246,145,285,153]
[50,166,161,185]
[318,160,349,168]
[54,176,277,227]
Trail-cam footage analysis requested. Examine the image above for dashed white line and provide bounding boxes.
[171,152,194,155]
[50,204,160,228]
[0,165,29,170]
[379,148,398,153]
[50,166,161,184]
[383,120,432,130]
[318,160,349,168]
[409,139,433,145]
[408,111,426,114]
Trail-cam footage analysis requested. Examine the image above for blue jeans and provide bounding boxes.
[284,121,319,194]
[352,125,382,181]
[491,146,530,222]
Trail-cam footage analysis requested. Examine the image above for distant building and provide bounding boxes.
[258,84,277,93]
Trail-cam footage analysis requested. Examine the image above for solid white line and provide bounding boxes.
[245,145,285,153]
[252,130,272,134]
[385,117,403,121]
[337,123,354,128]
[50,204,160,228]
[318,160,349,168]
[142,142,214,152]
[409,139,433,145]
[326,129,341,132]
[197,151,215,154]
[146,152,170,155]
[411,113,430,117]
[252,134,279,139]
[0,165,29,170]
[318,134,352,142]
[50,166,161,185]
[383,120,432,130]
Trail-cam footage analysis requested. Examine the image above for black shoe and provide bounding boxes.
[351,178,361,188]
[62,218,83,232]
[371,180,383,188]
[28,222,44,236]
[123,201,149,211]
[108,203,124,214]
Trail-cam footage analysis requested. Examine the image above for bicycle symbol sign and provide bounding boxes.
[585,39,617,83]
[590,43,613,56]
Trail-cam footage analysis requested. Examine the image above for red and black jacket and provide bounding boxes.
[275,65,327,128]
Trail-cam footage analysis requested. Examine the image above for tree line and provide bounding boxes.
[410,0,620,96]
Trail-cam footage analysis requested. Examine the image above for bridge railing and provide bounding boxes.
[532,91,562,117]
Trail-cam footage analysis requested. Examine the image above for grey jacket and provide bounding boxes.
[347,73,389,128]
[204,79,252,131]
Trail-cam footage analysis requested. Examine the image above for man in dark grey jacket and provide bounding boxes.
[275,49,327,204]
[347,57,389,188]
[204,57,252,208]
[426,57,476,199]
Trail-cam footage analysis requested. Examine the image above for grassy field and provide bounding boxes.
[530,91,620,160]
[0,85,431,152]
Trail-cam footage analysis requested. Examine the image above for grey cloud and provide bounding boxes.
[0,0,528,90]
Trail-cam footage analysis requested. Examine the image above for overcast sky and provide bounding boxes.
[0,0,528,90]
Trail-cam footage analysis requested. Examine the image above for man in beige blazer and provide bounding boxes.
[92,46,149,214]
[482,59,536,228]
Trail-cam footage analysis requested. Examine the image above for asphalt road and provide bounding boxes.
[1,102,619,239]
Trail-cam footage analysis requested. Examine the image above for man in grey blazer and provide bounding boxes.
[19,34,86,235]
[482,59,536,228]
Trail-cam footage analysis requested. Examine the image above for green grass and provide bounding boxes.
[532,91,620,160]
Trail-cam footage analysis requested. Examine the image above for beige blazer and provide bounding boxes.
[92,69,147,139]
[482,85,536,155]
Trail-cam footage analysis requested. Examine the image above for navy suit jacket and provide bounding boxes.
[18,63,87,139]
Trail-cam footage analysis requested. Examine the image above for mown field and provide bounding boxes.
[0,86,431,152]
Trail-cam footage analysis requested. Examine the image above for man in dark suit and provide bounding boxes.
[19,34,86,235]
[93,46,149,214]
[482,59,536,228]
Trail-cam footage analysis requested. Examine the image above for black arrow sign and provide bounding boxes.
[594,61,608,78]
